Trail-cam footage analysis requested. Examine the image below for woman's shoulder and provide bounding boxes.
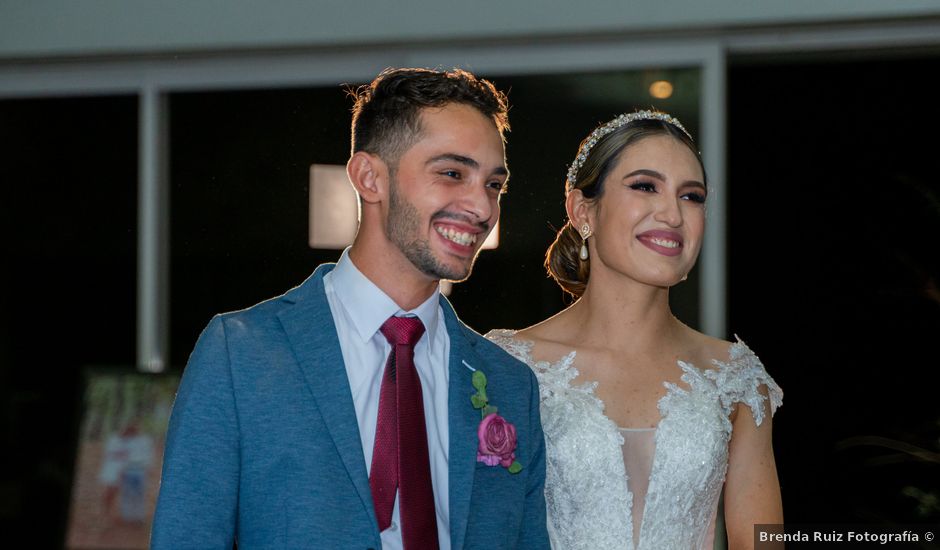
[484,327,553,361]
[483,327,519,342]
[484,327,585,391]
[673,326,732,371]
[484,328,530,363]
[679,328,783,424]
[715,335,783,425]
[680,326,761,372]
[485,324,578,362]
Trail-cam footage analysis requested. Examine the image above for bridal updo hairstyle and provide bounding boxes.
[546,115,705,297]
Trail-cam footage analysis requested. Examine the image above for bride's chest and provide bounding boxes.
[538,372,733,484]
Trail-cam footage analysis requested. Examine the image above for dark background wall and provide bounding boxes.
[1,55,938,547]
[0,96,138,545]
[728,54,940,523]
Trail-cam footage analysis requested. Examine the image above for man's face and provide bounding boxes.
[385,102,508,282]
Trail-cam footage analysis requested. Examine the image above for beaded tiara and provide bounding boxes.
[566,110,692,191]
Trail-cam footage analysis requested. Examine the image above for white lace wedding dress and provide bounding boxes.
[485,330,782,550]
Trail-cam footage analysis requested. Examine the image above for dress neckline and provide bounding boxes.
[489,328,744,430]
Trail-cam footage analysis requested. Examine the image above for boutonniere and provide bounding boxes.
[470,370,522,474]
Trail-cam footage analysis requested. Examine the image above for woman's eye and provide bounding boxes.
[629,181,656,192]
[442,170,461,179]
[682,192,707,204]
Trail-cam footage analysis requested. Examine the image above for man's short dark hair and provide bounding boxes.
[350,67,510,172]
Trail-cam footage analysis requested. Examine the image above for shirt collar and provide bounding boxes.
[330,248,441,344]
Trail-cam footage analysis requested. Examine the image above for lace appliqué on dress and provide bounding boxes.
[486,329,633,550]
[486,330,782,550]
[643,336,782,549]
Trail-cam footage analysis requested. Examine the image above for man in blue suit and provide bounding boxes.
[151,67,549,549]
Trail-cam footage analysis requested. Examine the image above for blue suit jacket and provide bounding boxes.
[151,264,549,549]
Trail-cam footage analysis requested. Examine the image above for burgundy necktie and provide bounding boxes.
[369,316,439,550]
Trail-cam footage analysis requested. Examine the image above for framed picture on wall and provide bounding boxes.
[65,369,179,549]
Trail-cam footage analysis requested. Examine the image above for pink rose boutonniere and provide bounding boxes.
[470,370,522,474]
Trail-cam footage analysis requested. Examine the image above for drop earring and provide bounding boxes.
[579,223,592,261]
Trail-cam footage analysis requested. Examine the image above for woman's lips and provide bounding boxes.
[636,230,683,257]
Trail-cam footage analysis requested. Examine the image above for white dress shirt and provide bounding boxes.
[323,249,451,550]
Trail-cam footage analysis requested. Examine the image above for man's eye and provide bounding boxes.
[442,170,461,179]
[487,181,508,194]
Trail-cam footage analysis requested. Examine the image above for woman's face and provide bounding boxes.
[587,134,707,288]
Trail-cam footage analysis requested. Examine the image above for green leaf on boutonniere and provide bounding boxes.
[508,461,522,474]
[483,405,498,416]
[471,370,487,391]
[470,393,487,409]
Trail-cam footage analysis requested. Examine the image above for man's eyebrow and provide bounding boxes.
[428,153,509,177]
[427,154,479,169]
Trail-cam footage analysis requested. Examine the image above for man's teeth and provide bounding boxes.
[650,237,680,248]
[436,226,477,246]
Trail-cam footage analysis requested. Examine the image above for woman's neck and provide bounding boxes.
[563,270,681,356]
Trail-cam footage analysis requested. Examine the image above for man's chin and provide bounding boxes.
[429,265,472,283]
[427,257,475,283]
[402,242,477,283]
[440,274,470,284]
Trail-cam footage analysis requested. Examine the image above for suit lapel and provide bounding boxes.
[276,265,377,530]
[277,270,488,547]
[441,296,485,550]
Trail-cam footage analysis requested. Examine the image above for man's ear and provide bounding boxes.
[347,151,387,204]
[565,189,594,230]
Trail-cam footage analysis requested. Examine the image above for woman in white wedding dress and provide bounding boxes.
[486,111,782,549]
